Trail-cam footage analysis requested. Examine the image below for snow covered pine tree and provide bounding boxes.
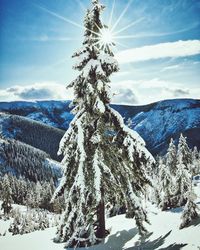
[175,134,193,207]
[179,186,199,229]
[159,139,177,210]
[52,0,154,247]
[1,174,12,216]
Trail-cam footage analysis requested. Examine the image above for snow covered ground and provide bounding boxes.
[0,185,200,250]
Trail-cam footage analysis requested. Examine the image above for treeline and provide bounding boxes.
[0,173,64,236]
[105,134,200,229]
[0,134,199,234]
[0,174,65,214]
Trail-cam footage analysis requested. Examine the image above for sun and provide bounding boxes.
[36,0,144,52]
[99,27,114,47]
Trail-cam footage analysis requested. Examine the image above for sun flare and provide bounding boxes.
[99,28,115,47]
[35,0,143,51]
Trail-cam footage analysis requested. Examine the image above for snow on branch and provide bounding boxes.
[58,110,84,156]
[83,59,106,78]
[108,107,154,162]
[98,53,118,68]
[93,150,102,202]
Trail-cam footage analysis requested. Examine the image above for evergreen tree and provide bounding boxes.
[158,139,177,210]
[27,189,37,209]
[179,187,199,229]
[40,182,53,211]
[158,157,174,210]
[175,160,190,207]
[166,138,177,176]
[52,0,154,247]
[146,156,161,206]
[9,209,22,235]
[35,181,42,208]
[38,211,50,230]
[159,135,197,210]
[174,134,193,207]
[1,174,12,215]
[177,134,192,171]
[52,195,65,214]
[191,146,200,175]
[17,178,27,204]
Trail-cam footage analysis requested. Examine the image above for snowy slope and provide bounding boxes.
[0,100,72,129]
[130,99,200,155]
[0,184,200,250]
[0,99,199,156]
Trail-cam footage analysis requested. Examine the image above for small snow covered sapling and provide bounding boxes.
[179,189,199,229]
[191,146,200,175]
[52,0,154,247]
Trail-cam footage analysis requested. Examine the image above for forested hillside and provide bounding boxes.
[0,113,64,161]
[0,136,61,183]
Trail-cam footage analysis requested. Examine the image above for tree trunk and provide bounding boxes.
[96,187,106,238]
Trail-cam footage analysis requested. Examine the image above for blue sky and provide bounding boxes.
[0,0,200,104]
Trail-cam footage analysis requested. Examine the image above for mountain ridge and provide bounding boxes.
[0,98,199,156]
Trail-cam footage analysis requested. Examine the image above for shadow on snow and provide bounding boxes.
[63,229,187,250]
[127,231,187,250]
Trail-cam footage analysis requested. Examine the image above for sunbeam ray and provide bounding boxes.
[93,40,101,46]
[94,22,102,32]
[114,34,144,39]
[111,0,134,32]
[34,4,99,37]
[115,41,129,49]
[113,17,145,35]
[26,36,80,42]
[74,0,87,12]
[109,0,116,27]
[35,4,84,29]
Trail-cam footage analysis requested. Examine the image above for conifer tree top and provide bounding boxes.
[67,0,119,116]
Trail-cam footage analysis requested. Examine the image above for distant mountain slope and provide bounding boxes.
[0,113,64,161]
[0,99,200,155]
[0,101,72,130]
[0,136,61,182]
[129,99,200,155]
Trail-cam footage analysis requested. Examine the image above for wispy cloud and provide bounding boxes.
[19,35,79,42]
[114,22,199,39]
[116,40,200,64]
[161,64,181,72]
[165,88,190,97]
